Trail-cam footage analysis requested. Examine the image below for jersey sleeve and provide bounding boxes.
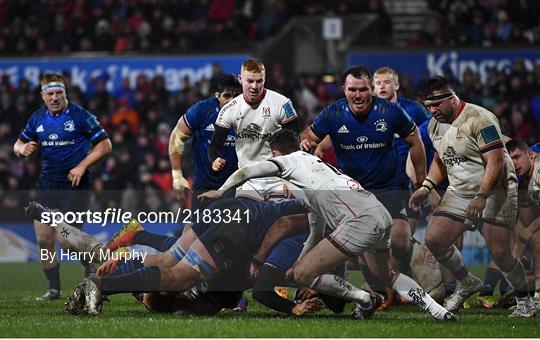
[309,107,332,139]
[278,99,298,124]
[214,100,235,129]
[19,113,38,142]
[471,111,503,154]
[393,105,416,138]
[183,101,204,131]
[79,109,108,145]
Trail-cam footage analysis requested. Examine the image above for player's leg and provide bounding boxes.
[292,238,377,312]
[424,215,484,312]
[34,220,61,300]
[482,222,536,317]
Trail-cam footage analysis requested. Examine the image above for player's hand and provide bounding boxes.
[96,258,120,277]
[291,298,324,316]
[172,174,191,204]
[299,138,318,152]
[212,157,226,172]
[249,263,260,278]
[198,190,221,201]
[465,195,487,221]
[68,164,87,187]
[283,183,294,199]
[294,288,319,302]
[19,141,38,157]
[428,190,441,211]
[409,187,430,211]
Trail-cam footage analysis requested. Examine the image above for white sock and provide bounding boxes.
[310,274,371,307]
[392,273,448,320]
[55,221,104,262]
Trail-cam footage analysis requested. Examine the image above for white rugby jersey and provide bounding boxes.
[215,89,297,168]
[428,102,516,196]
[270,151,382,230]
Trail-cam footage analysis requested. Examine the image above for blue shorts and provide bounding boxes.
[266,231,308,270]
[35,173,91,226]
[371,189,408,221]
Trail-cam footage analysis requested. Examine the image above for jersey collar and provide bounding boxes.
[243,88,267,107]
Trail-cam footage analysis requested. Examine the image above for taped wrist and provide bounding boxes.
[421,177,437,192]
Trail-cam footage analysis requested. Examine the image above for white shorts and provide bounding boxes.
[433,183,518,230]
[327,205,393,256]
[235,177,288,201]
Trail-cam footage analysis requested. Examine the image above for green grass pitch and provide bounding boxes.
[0,263,538,338]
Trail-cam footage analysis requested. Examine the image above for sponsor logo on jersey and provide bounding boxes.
[49,133,58,140]
[441,146,468,167]
[337,125,349,133]
[221,99,237,113]
[456,127,463,140]
[357,136,368,143]
[64,120,75,132]
[283,101,296,119]
[237,123,272,141]
[262,106,271,118]
[36,125,44,133]
[205,124,215,132]
[374,119,388,132]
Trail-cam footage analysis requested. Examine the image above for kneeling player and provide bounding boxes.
[200,129,457,321]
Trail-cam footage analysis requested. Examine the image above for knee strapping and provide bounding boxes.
[168,243,186,261]
[183,249,215,280]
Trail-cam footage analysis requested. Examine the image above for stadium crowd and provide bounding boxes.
[1,59,539,220]
[414,0,540,47]
[0,0,386,56]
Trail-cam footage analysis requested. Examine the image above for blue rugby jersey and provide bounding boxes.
[238,198,308,250]
[19,102,107,181]
[182,97,238,190]
[394,97,430,182]
[310,96,415,190]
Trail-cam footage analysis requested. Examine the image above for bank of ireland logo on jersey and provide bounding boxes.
[374,119,387,132]
[49,133,58,140]
[64,120,75,132]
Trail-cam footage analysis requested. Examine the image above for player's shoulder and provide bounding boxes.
[265,89,291,104]
[67,102,94,119]
[29,106,48,122]
[219,94,241,115]
[192,97,219,113]
[374,96,404,116]
[321,98,348,117]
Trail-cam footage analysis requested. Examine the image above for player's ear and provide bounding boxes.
[215,92,220,99]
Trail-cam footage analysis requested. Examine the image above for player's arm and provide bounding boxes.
[251,214,308,277]
[208,125,230,171]
[297,213,325,260]
[299,127,322,152]
[409,152,447,211]
[402,126,427,188]
[169,116,193,199]
[465,144,504,219]
[199,161,280,200]
[69,138,112,187]
[13,138,38,157]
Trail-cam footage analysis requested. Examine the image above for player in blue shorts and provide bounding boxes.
[300,66,427,293]
[80,197,312,315]
[14,73,112,300]
[168,74,242,209]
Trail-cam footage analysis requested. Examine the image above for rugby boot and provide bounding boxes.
[84,277,103,316]
[36,289,61,301]
[352,292,384,320]
[444,273,484,312]
[509,295,537,318]
[107,219,144,251]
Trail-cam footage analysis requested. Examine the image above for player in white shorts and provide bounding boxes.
[506,139,540,308]
[200,129,457,321]
[208,58,298,201]
[409,76,536,318]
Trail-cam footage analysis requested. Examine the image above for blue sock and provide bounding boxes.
[100,266,161,293]
[443,282,457,296]
[133,231,178,252]
[359,264,386,296]
[480,268,502,296]
[44,264,61,291]
[107,259,144,277]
